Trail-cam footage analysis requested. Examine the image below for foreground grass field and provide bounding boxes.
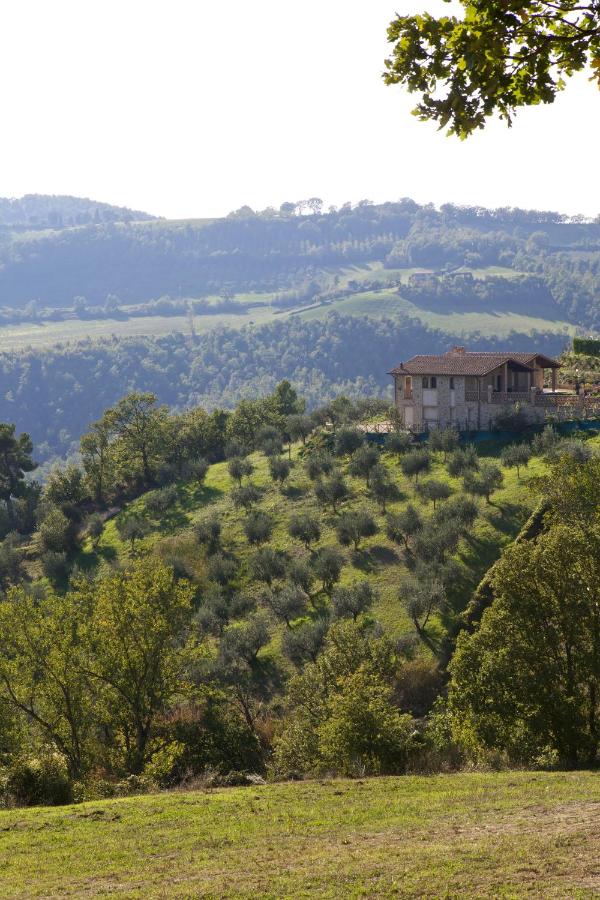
[1,771,599,898]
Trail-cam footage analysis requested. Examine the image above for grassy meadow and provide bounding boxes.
[0,771,599,898]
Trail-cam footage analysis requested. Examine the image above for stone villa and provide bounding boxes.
[389,347,564,431]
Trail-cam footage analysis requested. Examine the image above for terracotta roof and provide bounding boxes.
[388,349,560,377]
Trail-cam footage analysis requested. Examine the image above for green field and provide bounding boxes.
[1,771,598,898]
[0,263,576,350]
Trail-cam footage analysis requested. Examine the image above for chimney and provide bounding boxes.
[451,346,466,355]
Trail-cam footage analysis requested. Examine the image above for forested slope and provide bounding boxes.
[0,314,567,462]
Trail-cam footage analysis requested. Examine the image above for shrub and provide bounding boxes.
[3,755,73,807]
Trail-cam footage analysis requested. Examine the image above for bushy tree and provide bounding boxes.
[286,558,315,596]
[463,463,504,503]
[194,517,222,554]
[314,472,350,513]
[385,503,422,550]
[449,524,600,766]
[318,670,415,776]
[415,478,452,509]
[369,463,401,512]
[286,414,313,445]
[249,547,287,586]
[243,511,274,547]
[305,450,335,481]
[311,545,344,595]
[232,483,262,511]
[116,513,151,553]
[87,513,104,549]
[268,456,292,489]
[433,495,478,530]
[0,424,36,528]
[281,617,329,667]
[385,430,413,458]
[334,426,364,457]
[501,443,532,478]
[228,456,254,486]
[400,571,446,650]
[447,445,479,477]
[400,449,431,482]
[78,559,195,774]
[332,581,377,621]
[348,444,380,487]
[288,512,321,550]
[263,585,308,627]
[336,509,378,551]
[257,426,284,458]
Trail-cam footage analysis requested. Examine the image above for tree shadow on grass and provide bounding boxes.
[483,500,528,538]
[350,543,399,572]
[181,483,225,509]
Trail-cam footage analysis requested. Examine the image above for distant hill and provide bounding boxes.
[0,198,599,329]
[0,193,155,230]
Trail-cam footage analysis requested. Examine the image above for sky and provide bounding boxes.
[0,0,598,219]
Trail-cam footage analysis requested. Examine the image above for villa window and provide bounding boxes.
[449,377,455,389]
[422,376,437,389]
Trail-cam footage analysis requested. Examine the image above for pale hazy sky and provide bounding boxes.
[1,0,598,219]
